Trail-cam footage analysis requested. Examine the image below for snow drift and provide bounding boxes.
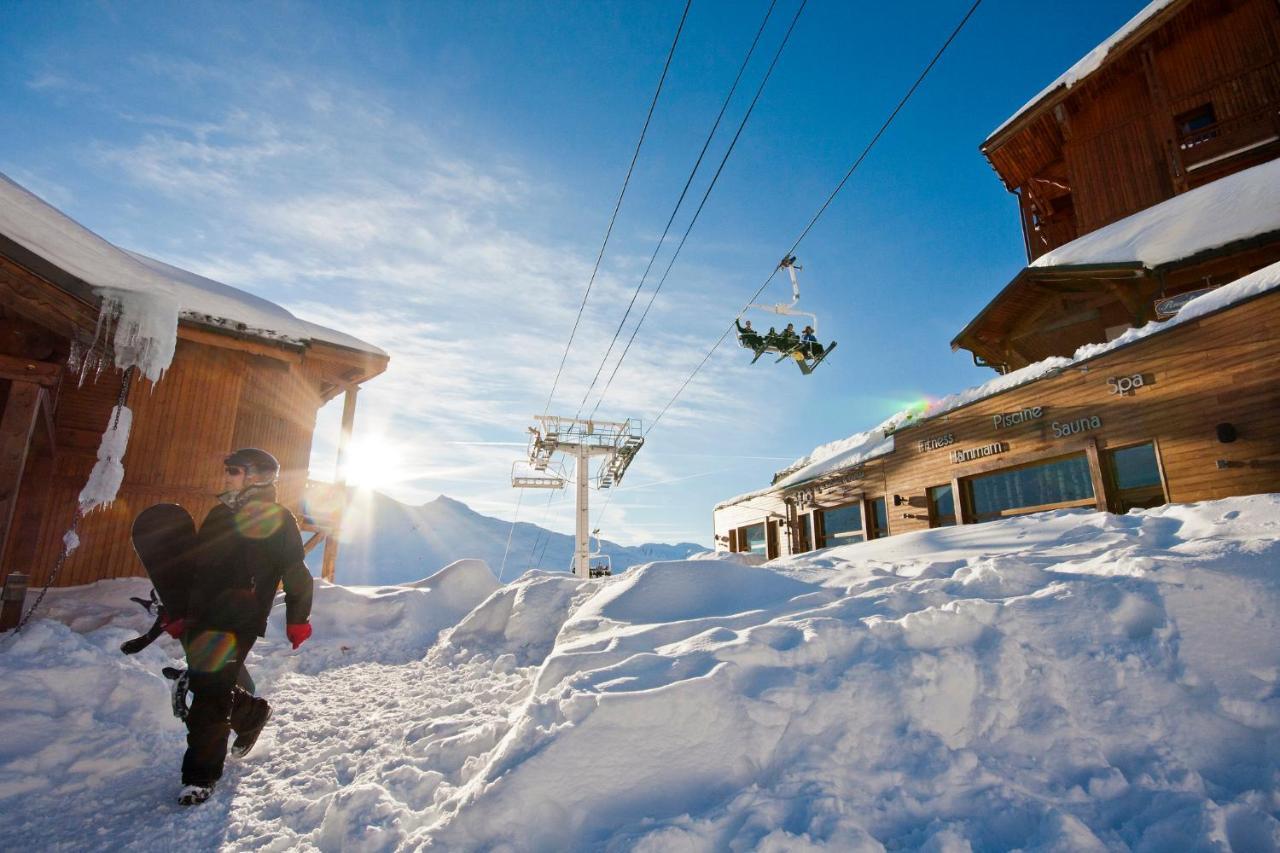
[1,496,1278,851]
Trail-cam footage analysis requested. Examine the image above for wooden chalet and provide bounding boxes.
[954,0,1280,372]
[0,174,388,605]
[713,0,1280,560]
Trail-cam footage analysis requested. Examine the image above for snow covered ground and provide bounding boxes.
[2,494,1278,851]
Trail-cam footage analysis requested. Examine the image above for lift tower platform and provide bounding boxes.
[518,415,644,578]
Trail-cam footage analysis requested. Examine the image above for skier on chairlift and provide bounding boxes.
[735,318,763,352]
[800,325,824,358]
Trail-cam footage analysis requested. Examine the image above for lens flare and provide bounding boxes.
[185,630,239,674]
[235,502,286,540]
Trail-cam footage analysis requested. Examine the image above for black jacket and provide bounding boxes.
[189,485,314,637]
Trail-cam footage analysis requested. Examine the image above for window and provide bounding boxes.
[866,497,889,540]
[928,484,956,528]
[820,503,864,544]
[1105,442,1167,513]
[965,453,1094,522]
[740,523,767,555]
[1175,103,1217,149]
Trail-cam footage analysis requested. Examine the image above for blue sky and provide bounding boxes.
[0,0,1153,551]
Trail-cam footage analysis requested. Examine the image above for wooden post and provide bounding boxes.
[951,477,967,524]
[0,382,43,573]
[320,385,358,583]
[1084,437,1112,513]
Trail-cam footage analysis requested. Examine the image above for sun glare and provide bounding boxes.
[340,434,406,491]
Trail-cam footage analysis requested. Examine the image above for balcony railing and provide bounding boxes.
[1178,106,1280,173]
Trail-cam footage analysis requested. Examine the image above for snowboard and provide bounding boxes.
[119,503,197,656]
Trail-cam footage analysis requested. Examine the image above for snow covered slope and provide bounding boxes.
[314,492,705,584]
[2,495,1278,850]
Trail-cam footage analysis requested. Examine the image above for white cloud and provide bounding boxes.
[80,55,765,546]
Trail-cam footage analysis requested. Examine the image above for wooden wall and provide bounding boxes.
[716,289,1280,558]
[988,0,1280,260]
[5,335,329,587]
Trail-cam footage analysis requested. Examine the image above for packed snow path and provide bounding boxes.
[2,497,1279,850]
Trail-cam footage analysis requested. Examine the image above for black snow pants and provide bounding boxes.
[180,630,270,786]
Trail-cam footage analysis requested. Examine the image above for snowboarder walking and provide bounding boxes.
[162,448,314,806]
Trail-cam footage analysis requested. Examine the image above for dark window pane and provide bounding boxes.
[870,497,888,538]
[968,454,1093,520]
[928,484,956,527]
[742,523,767,555]
[1110,443,1162,490]
[822,504,863,541]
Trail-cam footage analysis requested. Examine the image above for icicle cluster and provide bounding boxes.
[77,405,133,514]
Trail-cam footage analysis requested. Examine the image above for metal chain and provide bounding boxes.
[4,365,137,641]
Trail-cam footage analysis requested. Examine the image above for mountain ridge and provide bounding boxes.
[307,490,706,585]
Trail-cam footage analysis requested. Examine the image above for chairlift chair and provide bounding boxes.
[588,528,612,578]
[736,255,837,374]
[511,459,567,490]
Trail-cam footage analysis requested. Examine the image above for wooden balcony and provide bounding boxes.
[1177,105,1280,184]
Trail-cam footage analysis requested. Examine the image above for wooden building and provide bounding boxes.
[954,0,1280,373]
[714,0,1280,559]
[0,174,388,594]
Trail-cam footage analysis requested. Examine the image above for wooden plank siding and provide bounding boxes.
[983,0,1280,262]
[717,290,1280,558]
[0,314,384,590]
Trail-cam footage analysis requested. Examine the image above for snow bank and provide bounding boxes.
[1031,158,1280,269]
[5,496,1279,850]
[268,559,500,672]
[415,495,1280,850]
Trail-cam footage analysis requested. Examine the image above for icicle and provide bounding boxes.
[78,405,133,513]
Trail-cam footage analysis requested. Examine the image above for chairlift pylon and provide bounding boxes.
[735,256,837,374]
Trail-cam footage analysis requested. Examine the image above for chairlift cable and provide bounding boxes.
[571,0,781,423]
[523,487,559,570]
[497,488,524,583]
[644,0,984,438]
[587,0,808,420]
[541,0,694,420]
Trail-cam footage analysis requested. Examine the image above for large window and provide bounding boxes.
[1105,442,1167,513]
[821,503,864,544]
[966,453,1094,522]
[740,523,767,555]
[928,484,956,528]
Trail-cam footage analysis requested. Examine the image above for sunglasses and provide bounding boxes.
[224,465,245,476]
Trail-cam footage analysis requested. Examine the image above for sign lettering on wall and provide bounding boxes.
[1051,415,1102,438]
[952,442,1006,464]
[993,406,1044,428]
[1107,373,1154,396]
[918,433,955,453]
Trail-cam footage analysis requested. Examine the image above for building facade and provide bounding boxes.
[715,0,1280,560]
[0,175,388,592]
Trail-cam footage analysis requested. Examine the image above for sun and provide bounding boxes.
[339,434,406,491]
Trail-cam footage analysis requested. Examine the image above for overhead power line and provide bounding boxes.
[541,0,694,420]
[572,0,782,422]
[645,0,985,438]
[588,0,809,421]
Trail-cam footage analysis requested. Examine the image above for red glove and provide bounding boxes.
[161,617,187,639]
[286,623,312,649]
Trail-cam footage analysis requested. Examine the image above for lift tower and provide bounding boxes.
[518,415,644,578]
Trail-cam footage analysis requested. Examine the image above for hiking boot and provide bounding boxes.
[178,783,215,806]
[231,702,272,759]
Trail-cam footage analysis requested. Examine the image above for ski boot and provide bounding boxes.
[178,783,215,806]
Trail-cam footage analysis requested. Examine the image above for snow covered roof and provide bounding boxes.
[986,0,1182,144]
[718,257,1280,509]
[0,171,386,359]
[1030,158,1280,269]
